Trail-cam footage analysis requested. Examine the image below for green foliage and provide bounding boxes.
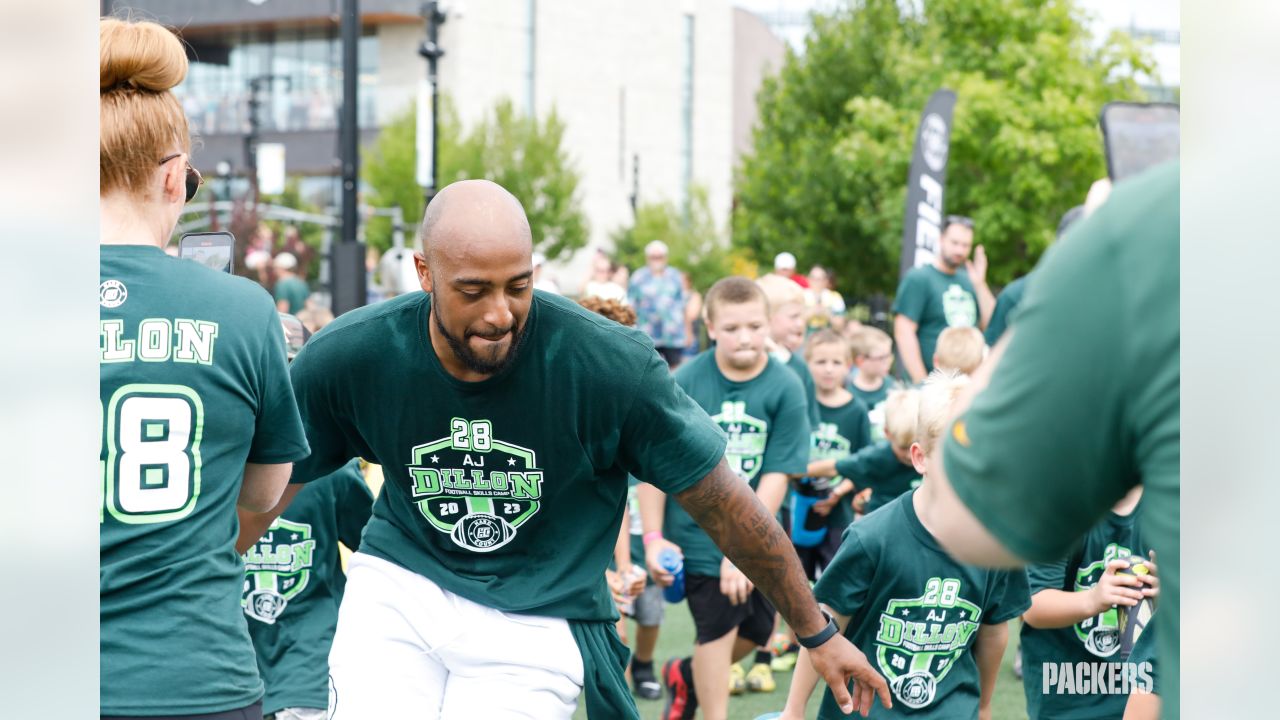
[362,97,588,259]
[734,0,1156,295]
[259,179,326,281]
[610,186,739,294]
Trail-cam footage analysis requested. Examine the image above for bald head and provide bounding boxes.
[419,179,532,265]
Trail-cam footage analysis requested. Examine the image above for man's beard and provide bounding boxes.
[432,298,528,376]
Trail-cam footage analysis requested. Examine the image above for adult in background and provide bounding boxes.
[804,264,847,332]
[99,16,310,720]
[772,251,810,288]
[628,240,687,368]
[892,216,995,383]
[246,180,890,719]
[582,250,628,303]
[272,253,309,314]
[919,163,1180,719]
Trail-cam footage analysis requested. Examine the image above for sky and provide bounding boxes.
[732,0,1179,84]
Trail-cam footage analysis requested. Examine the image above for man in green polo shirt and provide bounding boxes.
[892,217,995,383]
[243,180,891,719]
[919,162,1180,719]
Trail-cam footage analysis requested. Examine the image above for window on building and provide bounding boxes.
[176,27,379,136]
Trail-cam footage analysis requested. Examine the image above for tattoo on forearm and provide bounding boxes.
[675,460,825,635]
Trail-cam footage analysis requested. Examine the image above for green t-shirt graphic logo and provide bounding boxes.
[942,284,977,327]
[875,577,983,709]
[242,518,317,624]
[407,418,543,553]
[713,400,769,483]
[1073,542,1138,657]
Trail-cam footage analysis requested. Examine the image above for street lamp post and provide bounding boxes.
[419,1,446,210]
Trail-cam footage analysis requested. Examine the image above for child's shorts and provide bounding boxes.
[685,574,776,646]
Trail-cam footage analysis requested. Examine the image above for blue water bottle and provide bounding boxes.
[660,548,686,603]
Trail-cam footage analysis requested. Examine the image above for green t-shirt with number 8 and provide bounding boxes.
[100,245,311,716]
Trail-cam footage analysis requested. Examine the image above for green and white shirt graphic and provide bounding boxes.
[875,577,984,708]
[814,490,1029,719]
[714,401,769,483]
[244,518,317,623]
[663,350,811,576]
[285,291,727,621]
[407,418,543,552]
[802,399,870,530]
[1072,542,1138,658]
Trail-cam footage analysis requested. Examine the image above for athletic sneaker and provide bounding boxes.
[632,661,662,700]
[729,663,746,695]
[661,657,698,720]
[746,662,777,692]
[769,650,798,673]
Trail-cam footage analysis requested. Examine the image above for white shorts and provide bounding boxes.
[328,552,585,719]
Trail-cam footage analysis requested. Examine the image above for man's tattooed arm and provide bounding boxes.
[674,458,828,636]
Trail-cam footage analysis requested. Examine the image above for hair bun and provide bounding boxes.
[100,17,188,93]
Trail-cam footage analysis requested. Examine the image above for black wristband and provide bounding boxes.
[797,611,839,649]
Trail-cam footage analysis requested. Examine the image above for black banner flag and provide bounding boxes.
[899,89,957,278]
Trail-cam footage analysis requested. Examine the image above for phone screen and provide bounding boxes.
[179,232,235,273]
[1100,103,1180,181]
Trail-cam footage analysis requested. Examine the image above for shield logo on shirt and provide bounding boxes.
[406,419,543,553]
[712,401,769,483]
[242,518,316,624]
[874,578,983,709]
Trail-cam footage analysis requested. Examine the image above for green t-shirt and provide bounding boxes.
[806,397,872,530]
[782,350,822,429]
[288,290,726,621]
[892,265,978,374]
[244,459,374,714]
[835,441,921,516]
[941,163,1179,718]
[1021,507,1151,720]
[983,273,1030,345]
[850,378,898,443]
[813,490,1031,718]
[1128,618,1160,696]
[100,245,311,716]
[664,350,811,576]
[273,275,310,314]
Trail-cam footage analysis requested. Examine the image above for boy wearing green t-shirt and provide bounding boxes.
[244,459,374,720]
[1020,485,1159,720]
[639,277,810,720]
[758,273,822,429]
[796,329,871,576]
[805,388,922,518]
[780,371,1030,719]
[847,326,898,442]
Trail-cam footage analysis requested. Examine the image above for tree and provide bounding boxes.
[610,185,746,294]
[362,98,588,259]
[734,0,1156,296]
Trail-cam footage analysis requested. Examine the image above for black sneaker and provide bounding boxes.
[661,657,698,720]
[633,661,662,700]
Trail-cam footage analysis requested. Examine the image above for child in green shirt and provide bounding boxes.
[847,326,898,442]
[1020,485,1159,719]
[804,388,922,518]
[780,371,1031,719]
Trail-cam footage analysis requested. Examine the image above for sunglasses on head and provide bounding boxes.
[944,214,975,230]
[159,153,205,203]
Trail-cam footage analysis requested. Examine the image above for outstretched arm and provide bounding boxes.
[674,459,891,715]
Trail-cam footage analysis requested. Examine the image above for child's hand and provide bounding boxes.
[812,494,839,516]
[625,565,647,597]
[720,558,755,605]
[852,488,872,514]
[1138,550,1160,600]
[605,569,627,606]
[1084,559,1146,615]
[978,706,993,720]
[644,538,682,588]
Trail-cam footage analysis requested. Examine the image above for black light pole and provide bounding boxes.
[419,1,446,210]
[332,0,367,316]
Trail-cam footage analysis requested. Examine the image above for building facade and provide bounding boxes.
[105,0,774,293]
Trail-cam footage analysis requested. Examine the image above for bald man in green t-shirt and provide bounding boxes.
[242,180,891,720]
